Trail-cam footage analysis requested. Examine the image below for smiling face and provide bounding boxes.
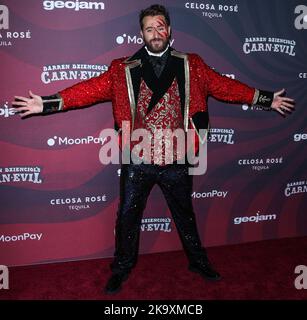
[140,15,171,53]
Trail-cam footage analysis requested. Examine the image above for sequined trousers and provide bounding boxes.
[111,162,208,274]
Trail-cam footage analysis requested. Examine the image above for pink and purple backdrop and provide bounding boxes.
[0,0,306,266]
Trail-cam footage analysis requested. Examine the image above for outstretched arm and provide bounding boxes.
[197,55,295,115]
[12,60,117,117]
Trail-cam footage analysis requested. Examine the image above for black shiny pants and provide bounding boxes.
[111,163,208,274]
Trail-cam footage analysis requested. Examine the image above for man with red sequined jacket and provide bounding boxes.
[12,4,295,295]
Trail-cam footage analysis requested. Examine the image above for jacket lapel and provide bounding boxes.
[123,47,145,129]
[143,51,177,115]
[170,50,190,132]
[124,47,190,131]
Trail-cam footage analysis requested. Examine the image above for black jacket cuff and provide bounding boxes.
[41,94,63,114]
[252,89,274,109]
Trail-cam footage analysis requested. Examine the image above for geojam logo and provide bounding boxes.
[233,211,277,225]
[43,0,105,11]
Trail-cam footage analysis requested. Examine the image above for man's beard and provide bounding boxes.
[144,37,170,53]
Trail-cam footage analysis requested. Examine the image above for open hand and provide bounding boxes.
[271,89,295,116]
[12,91,43,118]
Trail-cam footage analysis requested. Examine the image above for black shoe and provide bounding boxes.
[189,260,221,281]
[104,272,129,294]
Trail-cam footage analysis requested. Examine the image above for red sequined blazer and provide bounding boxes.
[43,47,260,144]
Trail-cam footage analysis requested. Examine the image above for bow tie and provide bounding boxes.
[148,55,165,66]
[147,52,169,77]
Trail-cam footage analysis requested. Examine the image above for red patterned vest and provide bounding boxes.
[131,78,185,166]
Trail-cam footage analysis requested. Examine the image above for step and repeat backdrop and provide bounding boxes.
[0,0,306,266]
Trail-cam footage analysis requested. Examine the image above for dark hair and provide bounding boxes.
[139,4,170,30]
